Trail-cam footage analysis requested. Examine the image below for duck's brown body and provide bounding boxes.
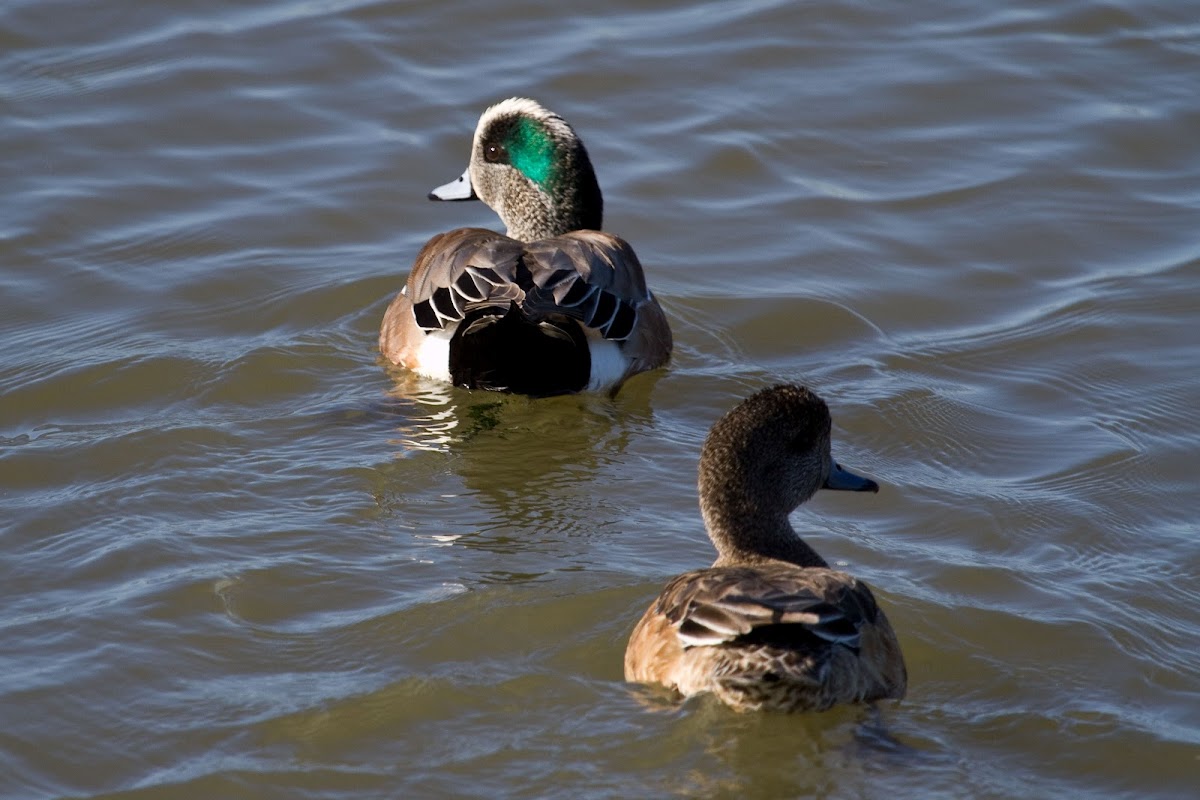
[625,564,906,712]
[379,227,670,396]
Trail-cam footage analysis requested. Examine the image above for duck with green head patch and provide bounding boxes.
[380,98,670,397]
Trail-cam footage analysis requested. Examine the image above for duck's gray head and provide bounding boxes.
[429,98,603,241]
[699,385,878,563]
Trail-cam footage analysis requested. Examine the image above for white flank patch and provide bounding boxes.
[413,327,624,392]
[413,330,452,383]
[586,339,627,392]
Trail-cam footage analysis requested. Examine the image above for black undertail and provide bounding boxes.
[735,621,862,656]
[448,305,591,397]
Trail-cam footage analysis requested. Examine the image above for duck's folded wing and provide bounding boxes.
[405,228,527,332]
[627,566,906,706]
[660,567,875,651]
[521,230,658,342]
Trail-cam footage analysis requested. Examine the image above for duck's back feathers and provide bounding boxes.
[624,564,906,713]
[379,228,670,395]
[525,231,672,380]
[403,228,525,326]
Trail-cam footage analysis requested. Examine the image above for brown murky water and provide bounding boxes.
[2,1,1197,797]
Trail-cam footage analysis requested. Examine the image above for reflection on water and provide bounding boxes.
[373,368,663,586]
[379,369,467,452]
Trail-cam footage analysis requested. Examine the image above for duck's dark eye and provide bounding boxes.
[484,143,506,163]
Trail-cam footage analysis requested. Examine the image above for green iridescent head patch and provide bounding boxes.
[506,117,556,189]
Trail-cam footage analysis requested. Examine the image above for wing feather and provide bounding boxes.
[658,566,875,651]
[405,228,526,331]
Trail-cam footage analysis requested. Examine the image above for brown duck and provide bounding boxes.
[625,385,907,712]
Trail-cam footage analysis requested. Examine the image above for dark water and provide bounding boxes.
[2,1,1198,797]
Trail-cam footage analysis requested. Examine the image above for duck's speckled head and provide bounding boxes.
[477,99,561,190]
[699,385,879,566]
[430,98,603,241]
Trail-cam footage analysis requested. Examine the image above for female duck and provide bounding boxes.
[625,385,907,712]
[379,98,671,397]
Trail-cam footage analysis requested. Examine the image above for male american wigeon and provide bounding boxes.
[625,385,907,712]
[379,98,671,396]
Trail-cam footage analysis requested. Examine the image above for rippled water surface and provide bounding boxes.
[2,1,1198,797]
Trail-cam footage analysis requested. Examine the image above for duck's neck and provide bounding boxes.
[700,488,829,569]
[504,199,586,241]
[504,148,603,241]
